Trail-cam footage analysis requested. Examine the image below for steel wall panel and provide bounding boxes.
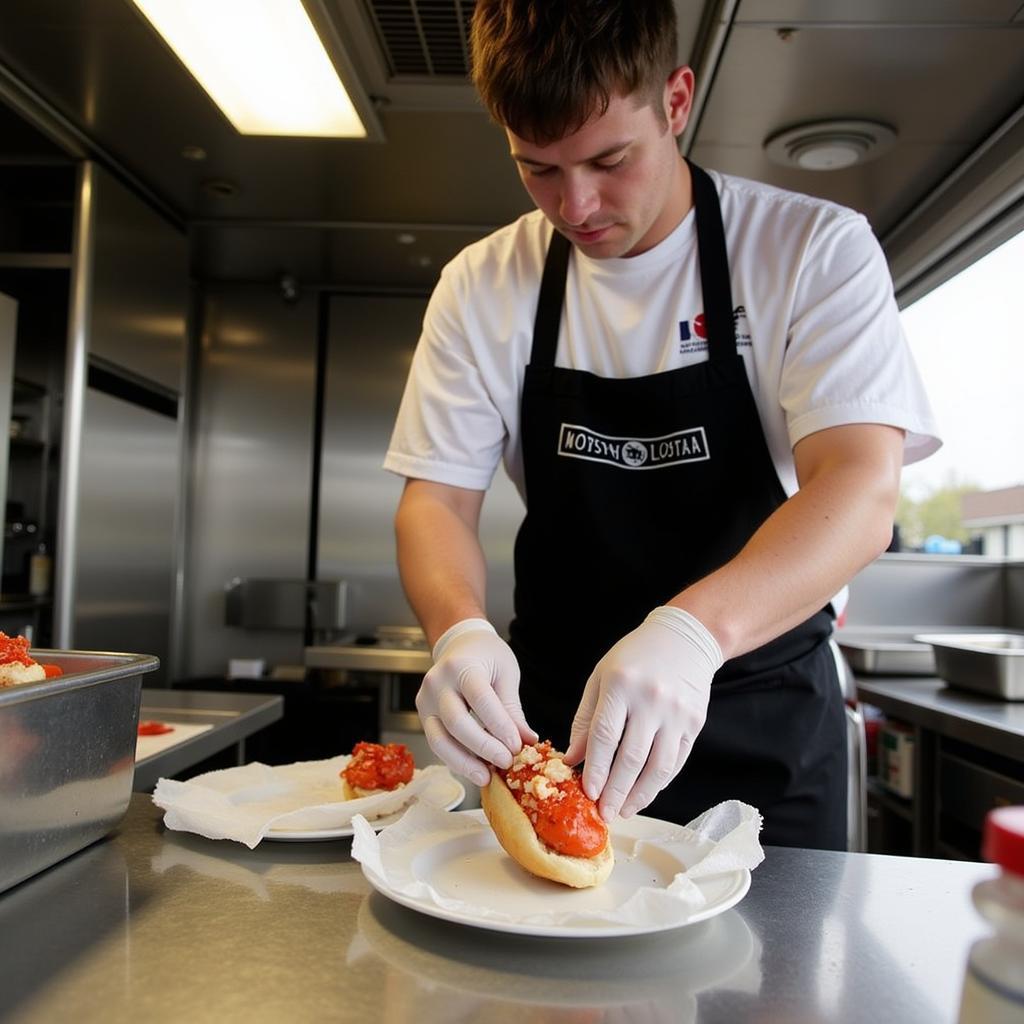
[844,554,1006,627]
[186,286,317,676]
[318,295,523,635]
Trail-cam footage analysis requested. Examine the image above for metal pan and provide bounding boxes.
[913,634,1024,701]
[0,650,159,894]
[835,626,1017,677]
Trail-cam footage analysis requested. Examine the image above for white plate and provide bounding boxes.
[362,809,751,938]
[265,778,466,842]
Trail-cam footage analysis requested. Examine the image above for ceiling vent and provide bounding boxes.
[363,0,476,78]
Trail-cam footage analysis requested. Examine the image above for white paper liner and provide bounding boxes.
[152,756,457,849]
[352,798,763,929]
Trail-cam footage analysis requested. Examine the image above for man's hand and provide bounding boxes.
[564,607,723,822]
[416,618,537,787]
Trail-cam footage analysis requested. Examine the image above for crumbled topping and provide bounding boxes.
[524,778,557,802]
[507,743,576,806]
[542,759,573,783]
[501,739,607,858]
[525,774,566,802]
[514,744,542,767]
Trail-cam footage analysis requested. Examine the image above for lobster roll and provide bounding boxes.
[481,740,614,888]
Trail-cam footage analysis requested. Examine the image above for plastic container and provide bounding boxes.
[958,806,1024,1022]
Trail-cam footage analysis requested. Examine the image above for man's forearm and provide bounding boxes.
[668,424,904,660]
[395,481,490,647]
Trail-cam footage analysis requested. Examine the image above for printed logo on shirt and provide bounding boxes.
[557,423,710,470]
[734,304,751,344]
[678,313,706,343]
[679,305,751,354]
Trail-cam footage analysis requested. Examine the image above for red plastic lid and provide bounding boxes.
[983,807,1024,876]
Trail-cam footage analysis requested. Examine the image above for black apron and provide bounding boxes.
[508,161,848,851]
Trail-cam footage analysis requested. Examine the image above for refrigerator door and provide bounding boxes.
[0,294,15,583]
[73,387,178,684]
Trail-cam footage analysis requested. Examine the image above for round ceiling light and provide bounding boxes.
[764,120,897,171]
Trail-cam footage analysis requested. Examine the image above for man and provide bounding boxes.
[383,0,939,850]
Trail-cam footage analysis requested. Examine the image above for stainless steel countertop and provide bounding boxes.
[856,676,1024,761]
[0,794,995,1023]
[133,688,284,790]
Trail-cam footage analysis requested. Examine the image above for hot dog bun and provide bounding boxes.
[340,778,404,801]
[481,744,614,889]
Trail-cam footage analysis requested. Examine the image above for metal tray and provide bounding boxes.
[0,649,159,894]
[837,636,935,675]
[835,626,1014,676]
[913,634,1024,701]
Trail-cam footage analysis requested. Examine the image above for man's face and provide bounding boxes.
[506,71,693,259]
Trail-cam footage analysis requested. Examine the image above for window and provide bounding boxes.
[897,229,1024,555]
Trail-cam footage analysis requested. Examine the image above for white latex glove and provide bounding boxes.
[416,618,537,787]
[564,606,724,822]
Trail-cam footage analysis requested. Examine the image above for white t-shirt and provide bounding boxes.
[384,170,941,502]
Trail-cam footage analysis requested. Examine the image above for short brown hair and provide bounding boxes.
[470,1,679,143]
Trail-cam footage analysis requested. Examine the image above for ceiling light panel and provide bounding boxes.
[131,0,368,137]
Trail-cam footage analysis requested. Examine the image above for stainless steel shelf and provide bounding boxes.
[132,688,284,790]
[305,643,431,674]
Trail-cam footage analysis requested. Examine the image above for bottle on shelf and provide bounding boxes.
[958,806,1024,1021]
[28,542,51,597]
